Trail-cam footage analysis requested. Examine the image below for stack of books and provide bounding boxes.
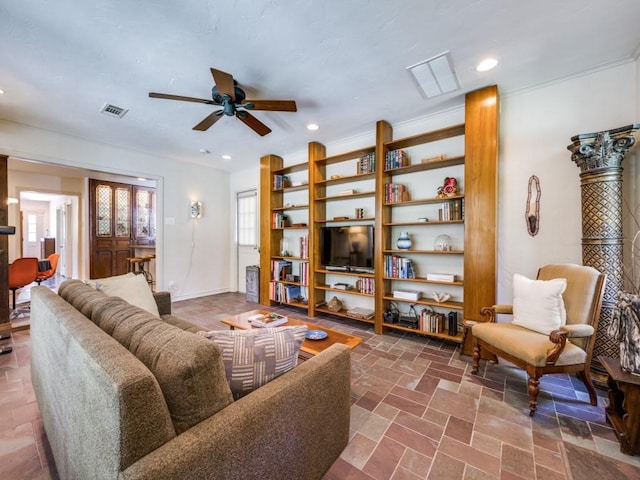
[248,313,288,328]
[393,290,422,301]
[426,273,455,282]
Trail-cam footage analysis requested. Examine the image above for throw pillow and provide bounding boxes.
[199,326,308,400]
[87,272,160,317]
[512,273,567,335]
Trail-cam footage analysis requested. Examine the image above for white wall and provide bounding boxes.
[233,61,639,308]
[0,120,231,300]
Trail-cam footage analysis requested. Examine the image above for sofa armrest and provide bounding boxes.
[120,343,351,480]
[153,291,172,316]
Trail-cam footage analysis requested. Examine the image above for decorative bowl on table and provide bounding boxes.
[305,330,328,340]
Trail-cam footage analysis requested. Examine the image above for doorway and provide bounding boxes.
[236,189,259,293]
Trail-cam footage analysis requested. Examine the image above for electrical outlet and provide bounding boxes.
[167,281,175,293]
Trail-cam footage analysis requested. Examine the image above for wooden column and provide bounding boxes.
[462,85,499,356]
[0,155,9,324]
[259,154,283,305]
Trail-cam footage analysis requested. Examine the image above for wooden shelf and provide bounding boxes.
[314,285,374,297]
[315,191,376,202]
[316,217,376,223]
[383,276,463,286]
[384,155,465,174]
[384,194,464,207]
[315,269,375,278]
[271,256,308,261]
[383,249,463,255]
[385,124,465,150]
[273,161,309,175]
[384,220,464,226]
[273,184,308,193]
[382,294,463,310]
[315,146,375,166]
[272,204,309,212]
[315,172,376,186]
[315,307,375,325]
[382,322,464,343]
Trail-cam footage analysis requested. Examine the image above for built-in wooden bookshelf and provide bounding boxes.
[259,85,499,346]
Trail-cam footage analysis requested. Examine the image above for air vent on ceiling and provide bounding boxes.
[407,51,460,99]
[100,103,129,118]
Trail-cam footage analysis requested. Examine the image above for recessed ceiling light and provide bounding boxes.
[222,154,231,160]
[0,89,5,95]
[199,148,210,154]
[307,123,319,131]
[477,58,498,72]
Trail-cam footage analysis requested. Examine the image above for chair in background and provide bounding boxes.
[8,257,39,310]
[471,264,606,416]
[36,252,60,285]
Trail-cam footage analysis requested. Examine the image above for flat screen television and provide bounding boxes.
[320,225,374,270]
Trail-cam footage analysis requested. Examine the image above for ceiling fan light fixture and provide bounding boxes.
[407,51,460,99]
[477,58,498,72]
[222,154,231,160]
[307,123,319,131]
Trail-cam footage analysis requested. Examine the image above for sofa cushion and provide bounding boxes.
[88,272,160,317]
[92,300,234,434]
[58,279,111,318]
[512,273,567,335]
[198,326,308,400]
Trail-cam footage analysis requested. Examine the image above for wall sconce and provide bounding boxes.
[190,201,202,219]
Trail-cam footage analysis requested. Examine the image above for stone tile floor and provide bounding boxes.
[1,289,640,479]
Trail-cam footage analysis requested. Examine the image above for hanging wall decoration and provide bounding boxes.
[525,175,541,236]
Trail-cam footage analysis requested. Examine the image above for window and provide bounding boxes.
[237,190,257,246]
[27,214,37,242]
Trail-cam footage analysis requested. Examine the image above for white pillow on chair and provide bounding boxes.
[512,273,567,335]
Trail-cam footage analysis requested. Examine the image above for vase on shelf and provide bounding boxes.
[396,232,411,250]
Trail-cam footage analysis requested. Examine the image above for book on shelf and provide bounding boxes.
[332,282,353,290]
[357,152,376,174]
[384,149,409,169]
[393,290,422,301]
[426,273,456,282]
[249,313,288,328]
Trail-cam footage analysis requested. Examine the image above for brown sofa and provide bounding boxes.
[30,280,351,480]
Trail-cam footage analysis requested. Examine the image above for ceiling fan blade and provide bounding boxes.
[236,111,272,136]
[244,100,297,112]
[193,110,224,131]
[210,68,235,102]
[149,92,216,105]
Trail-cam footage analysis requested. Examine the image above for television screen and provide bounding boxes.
[320,225,374,269]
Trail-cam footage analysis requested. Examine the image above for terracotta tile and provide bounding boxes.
[427,452,465,480]
[534,464,567,480]
[458,380,483,400]
[390,385,432,406]
[471,432,502,458]
[340,433,378,469]
[394,411,444,442]
[431,388,478,423]
[357,390,384,412]
[445,416,474,444]
[385,423,438,457]
[383,393,427,418]
[463,465,500,480]
[399,447,433,477]
[557,414,595,447]
[324,457,376,480]
[363,435,406,480]
[415,374,440,395]
[423,407,449,427]
[474,413,533,451]
[501,443,535,480]
[373,401,400,421]
[478,395,532,429]
[532,430,561,451]
[358,412,392,443]
[390,466,423,480]
[439,435,500,477]
[533,444,565,474]
[588,422,618,443]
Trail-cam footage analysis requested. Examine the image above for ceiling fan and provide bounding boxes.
[149,68,297,136]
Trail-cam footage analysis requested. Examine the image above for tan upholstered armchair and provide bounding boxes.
[471,264,606,416]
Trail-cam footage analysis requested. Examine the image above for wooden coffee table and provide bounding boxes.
[220,309,363,357]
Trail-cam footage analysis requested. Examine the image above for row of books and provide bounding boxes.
[384,183,409,204]
[271,212,289,228]
[385,149,409,170]
[269,282,307,304]
[415,309,459,335]
[438,199,464,221]
[299,235,309,260]
[383,255,416,279]
[271,260,292,281]
[298,261,310,286]
[272,174,289,190]
[355,277,375,295]
[357,152,376,174]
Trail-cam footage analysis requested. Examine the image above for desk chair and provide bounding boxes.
[36,252,60,285]
[8,257,39,310]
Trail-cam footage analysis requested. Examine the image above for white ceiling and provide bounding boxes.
[2,0,640,173]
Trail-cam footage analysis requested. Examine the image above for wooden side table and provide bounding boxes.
[600,356,640,456]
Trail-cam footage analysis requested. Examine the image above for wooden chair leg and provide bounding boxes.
[472,343,481,375]
[527,374,540,416]
[577,370,598,406]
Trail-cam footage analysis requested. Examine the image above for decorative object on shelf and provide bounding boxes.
[421,154,446,164]
[355,208,364,219]
[396,231,412,250]
[418,217,429,222]
[525,175,541,236]
[280,237,290,256]
[431,292,451,303]
[398,304,419,329]
[609,291,640,375]
[437,177,459,198]
[327,296,343,312]
[383,302,400,324]
[434,234,453,251]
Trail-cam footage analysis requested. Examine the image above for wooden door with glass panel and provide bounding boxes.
[89,179,132,279]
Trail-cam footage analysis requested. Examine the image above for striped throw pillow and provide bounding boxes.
[199,326,308,399]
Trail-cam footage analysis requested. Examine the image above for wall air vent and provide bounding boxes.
[407,51,460,99]
[100,103,129,118]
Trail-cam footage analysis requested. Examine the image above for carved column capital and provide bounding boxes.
[567,124,640,173]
